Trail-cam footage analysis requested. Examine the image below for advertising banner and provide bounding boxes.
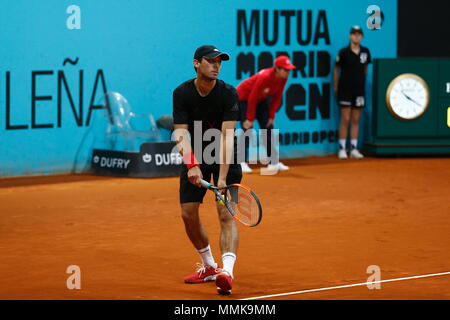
[0,0,397,176]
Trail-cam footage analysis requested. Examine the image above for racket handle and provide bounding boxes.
[199,179,212,189]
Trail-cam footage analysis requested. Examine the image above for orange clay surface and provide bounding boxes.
[0,156,449,300]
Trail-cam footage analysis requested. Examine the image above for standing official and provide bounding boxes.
[334,25,371,159]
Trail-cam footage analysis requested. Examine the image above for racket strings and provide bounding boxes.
[225,186,261,226]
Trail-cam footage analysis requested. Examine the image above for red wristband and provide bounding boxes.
[183,152,200,169]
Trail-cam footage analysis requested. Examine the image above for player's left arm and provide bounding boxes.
[218,120,236,188]
[218,87,239,188]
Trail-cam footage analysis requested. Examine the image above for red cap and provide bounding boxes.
[274,56,296,70]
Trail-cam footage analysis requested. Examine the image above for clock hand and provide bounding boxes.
[401,90,422,107]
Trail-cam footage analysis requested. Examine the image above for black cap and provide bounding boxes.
[350,25,363,35]
[194,45,230,61]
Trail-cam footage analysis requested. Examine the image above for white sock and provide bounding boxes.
[198,245,216,268]
[339,139,346,150]
[222,252,236,278]
[351,139,358,149]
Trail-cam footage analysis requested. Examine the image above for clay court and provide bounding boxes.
[0,156,449,300]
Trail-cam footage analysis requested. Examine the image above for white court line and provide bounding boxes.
[240,271,450,300]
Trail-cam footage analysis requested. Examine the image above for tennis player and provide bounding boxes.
[172,45,241,295]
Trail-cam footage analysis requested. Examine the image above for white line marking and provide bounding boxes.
[240,271,450,300]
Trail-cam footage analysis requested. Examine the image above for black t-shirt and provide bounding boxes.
[336,45,371,94]
[172,79,239,162]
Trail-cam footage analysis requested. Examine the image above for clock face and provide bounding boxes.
[386,73,430,120]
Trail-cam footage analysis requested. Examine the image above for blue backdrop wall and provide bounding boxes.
[0,0,397,177]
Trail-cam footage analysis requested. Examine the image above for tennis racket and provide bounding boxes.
[199,179,262,227]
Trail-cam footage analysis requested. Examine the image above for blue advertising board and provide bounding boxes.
[0,0,397,176]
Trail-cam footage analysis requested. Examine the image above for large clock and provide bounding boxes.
[385,73,430,120]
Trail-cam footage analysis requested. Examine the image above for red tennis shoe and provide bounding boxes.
[184,263,221,284]
[216,271,233,295]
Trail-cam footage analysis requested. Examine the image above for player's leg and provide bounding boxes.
[215,164,240,265]
[181,202,209,253]
[216,201,239,263]
[213,164,242,294]
[180,168,220,283]
[215,202,238,295]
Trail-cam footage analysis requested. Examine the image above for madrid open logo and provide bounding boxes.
[142,153,152,163]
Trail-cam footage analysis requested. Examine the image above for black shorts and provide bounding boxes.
[179,164,243,203]
[337,90,366,108]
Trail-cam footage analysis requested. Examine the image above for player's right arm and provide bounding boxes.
[172,88,202,186]
[173,124,202,186]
